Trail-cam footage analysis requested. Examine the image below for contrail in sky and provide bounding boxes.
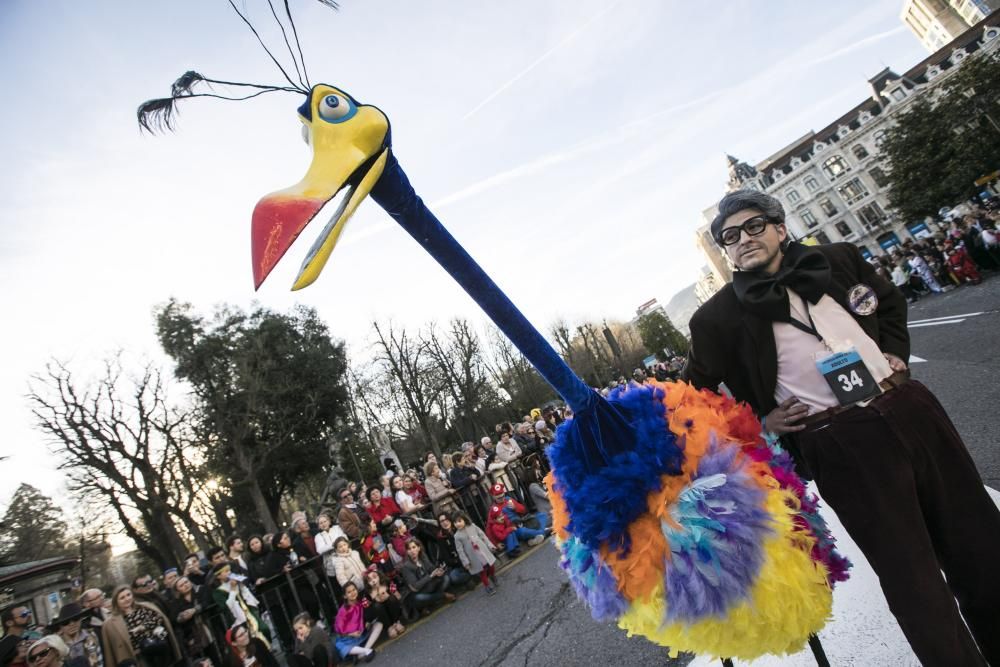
[803,25,906,67]
[461,0,626,121]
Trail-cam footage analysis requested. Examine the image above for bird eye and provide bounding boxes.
[300,124,310,146]
[318,94,352,121]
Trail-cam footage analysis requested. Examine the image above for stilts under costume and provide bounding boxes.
[138,2,849,661]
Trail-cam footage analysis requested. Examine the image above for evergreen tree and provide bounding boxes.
[636,311,689,360]
[0,484,72,565]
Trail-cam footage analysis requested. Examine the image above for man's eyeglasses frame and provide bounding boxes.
[718,215,776,247]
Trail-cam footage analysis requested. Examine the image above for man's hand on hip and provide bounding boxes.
[766,397,809,435]
[884,353,908,372]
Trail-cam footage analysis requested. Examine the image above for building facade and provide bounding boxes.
[902,0,1000,51]
[716,16,999,265]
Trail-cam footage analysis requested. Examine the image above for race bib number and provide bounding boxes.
[815,348,879,406]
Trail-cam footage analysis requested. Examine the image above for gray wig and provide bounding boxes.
[710,190,786,245]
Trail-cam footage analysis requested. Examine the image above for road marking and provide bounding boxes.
[909,311,983,325]
[909,355,927,364]
[909,319,966,328]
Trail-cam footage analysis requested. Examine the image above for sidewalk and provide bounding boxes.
[689,484,1000,667]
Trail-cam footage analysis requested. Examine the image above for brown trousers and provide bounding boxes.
[794,380,1000,666]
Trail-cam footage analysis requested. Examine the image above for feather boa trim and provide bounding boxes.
[547,380,850,660]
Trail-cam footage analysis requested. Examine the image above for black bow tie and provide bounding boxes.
[732,243,832,322]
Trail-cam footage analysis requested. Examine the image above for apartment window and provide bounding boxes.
[819,198,838,217]
[822,155,850,179]
[800,209,819,228]
[835,221,853,237]
[852,144,869,160]
[869,166,890,188]
[804,176,820,192]
[836,177,870,205]
[856,202,887,228]
[890,88,906,101]
[873,129,887,146]
[815,231,832,244]
[786,188,801,204]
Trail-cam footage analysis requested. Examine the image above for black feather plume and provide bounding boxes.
[137,97,180,134]
[171,71,207,97]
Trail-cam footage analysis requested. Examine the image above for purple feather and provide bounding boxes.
[662,439,772,622]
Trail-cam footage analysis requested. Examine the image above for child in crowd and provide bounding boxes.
[389,520,414,564]
[329,537,367,591]
[333,582,380,663]
[452,512,500,595]
[363,569,407,639]
[290,613,329,667]
[362,519,394,574]
[486,483,549,558]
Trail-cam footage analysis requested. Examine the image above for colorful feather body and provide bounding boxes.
[547,380,850,660]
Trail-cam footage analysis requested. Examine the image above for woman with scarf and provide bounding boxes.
[166,577,215,664]
[224,624,277,667]
[99,586,181,667]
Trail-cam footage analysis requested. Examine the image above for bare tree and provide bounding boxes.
[425,319,497,441]
[28,358,208,568]
[370,320,444,458]
[482,325,553,413]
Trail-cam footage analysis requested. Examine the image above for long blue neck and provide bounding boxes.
[369,151,596,414]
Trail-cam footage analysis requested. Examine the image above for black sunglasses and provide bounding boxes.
[28,648,52,663]
[718,215,774,246]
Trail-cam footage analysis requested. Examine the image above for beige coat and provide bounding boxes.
[424,475,459,515]
[330,550,367,589]
[100,602,181,667]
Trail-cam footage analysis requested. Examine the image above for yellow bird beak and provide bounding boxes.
[251,84,389,290]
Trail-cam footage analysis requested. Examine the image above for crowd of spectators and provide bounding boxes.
[871,207,1000,303]
[1,412,568,667]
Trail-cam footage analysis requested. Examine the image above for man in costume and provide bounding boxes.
[137,6,851,659]
[684,189,1000,666]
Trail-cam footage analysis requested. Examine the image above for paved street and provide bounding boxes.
[376,276,1000,667]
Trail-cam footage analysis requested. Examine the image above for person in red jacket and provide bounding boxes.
[944,242,982,284]
[485,483,549,557]
[366,488,401,528]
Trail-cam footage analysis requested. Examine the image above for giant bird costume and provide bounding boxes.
[139,2,849,662]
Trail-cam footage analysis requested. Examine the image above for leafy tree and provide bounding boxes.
[881,51,1000,221]
[156,300,351,533]
[0,484,72,565]
[637,311,689,360]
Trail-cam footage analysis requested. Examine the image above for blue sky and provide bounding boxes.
[0,1,927,508]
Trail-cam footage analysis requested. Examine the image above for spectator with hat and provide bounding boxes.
[160,570,179,603]
[25,637,68,667]
[485,483,548,557]
[51,604,101,667]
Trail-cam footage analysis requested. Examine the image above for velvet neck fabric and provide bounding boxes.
[731,242,832,322]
